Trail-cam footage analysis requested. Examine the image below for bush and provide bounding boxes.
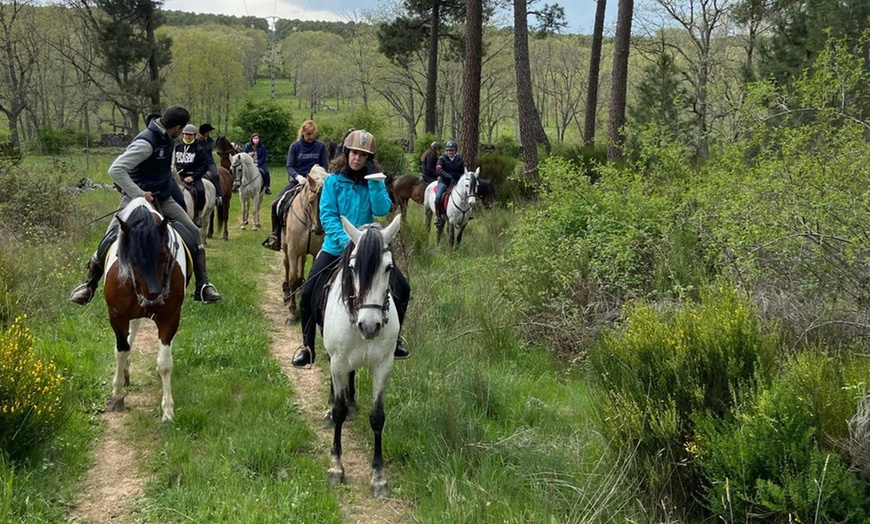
[694,351,868,522]
[477,149,516,190]
[495,134,522,160]
[0,164,78,238]
[588,284,778,516]
[35,127,87,155]
[548,142,607,183]
[0,316,67,461]
[234,100,295,157]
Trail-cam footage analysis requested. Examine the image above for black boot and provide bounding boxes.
[192,249,222,303]
[291,346,314,368]
[394,336,410,359]
[261,215,282,251]
[69,258,104,305]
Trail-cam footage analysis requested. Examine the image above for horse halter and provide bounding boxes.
[345,251,393,327]
[131,233,177,310]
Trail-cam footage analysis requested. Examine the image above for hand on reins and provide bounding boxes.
[183,176,193,184]
[143,191,155,203]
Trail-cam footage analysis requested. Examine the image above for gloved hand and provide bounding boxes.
[295,175,307,185]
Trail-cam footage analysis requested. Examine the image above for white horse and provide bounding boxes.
[424,167,479,247]
[322,214,402,498]
[179,178,215,244]
[230,152,265,231]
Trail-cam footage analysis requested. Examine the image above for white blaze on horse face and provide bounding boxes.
[354,248,394,340]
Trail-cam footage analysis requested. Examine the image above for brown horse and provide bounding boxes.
[206,166,233,241]
[281,165,327,324]
[104,197,190,422]
[387,174,427,216]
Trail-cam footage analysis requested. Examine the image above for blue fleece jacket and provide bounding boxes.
[319,173,392,256]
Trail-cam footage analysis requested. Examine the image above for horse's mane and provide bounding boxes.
[307,165,327,189]
[118,205,164,285]
[339,224,385,308]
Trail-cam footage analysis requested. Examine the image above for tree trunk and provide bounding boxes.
[424,2,440,134]
[460,0,483,169]
[584,0,607,146]
[607,0,633,161]
[145,6,160,113]
[514,0,550,182]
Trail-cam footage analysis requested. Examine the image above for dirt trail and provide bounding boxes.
[70,321,160,523]
[260,258,413,524]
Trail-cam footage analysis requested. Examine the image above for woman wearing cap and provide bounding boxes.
[421,141,442,184]
[175,124,212,227]
[292,129,411,368]
[243,133,271,194]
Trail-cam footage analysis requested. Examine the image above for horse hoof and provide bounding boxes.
[107,397,125,412]
[322,410,334,429]
[284,315,296,325]
[371,479,389,498]
[162,411,174,422]
[328,468,345,487]
[252,226,260,231]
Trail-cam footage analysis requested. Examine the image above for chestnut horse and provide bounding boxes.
[388,174,427,216]
[104,197,190,422]
[210,137,237,241]
[281,165,327,324]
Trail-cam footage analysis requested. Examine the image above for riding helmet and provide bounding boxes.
[343,129,377,155]
[431,141,442,150]
[445,140,458,150]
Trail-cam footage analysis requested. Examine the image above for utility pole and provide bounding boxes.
[266,16,279,101]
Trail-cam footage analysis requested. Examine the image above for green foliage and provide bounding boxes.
[0,142,21,167]
[34,127,87,155]
[0,164,78,238]
[588,285,778,513]
[0,316,68,461]
[409,132,443,174]
[494,134,522,160]
[547,141,606,183]
[233,99,295,156]
[0,454,11,523]
[695,351,869,522]
[476,149,515,190]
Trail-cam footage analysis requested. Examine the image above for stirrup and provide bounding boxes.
[69,283,95,305]
[194,283,222,303]
[261,234,281,251]
[291,346,314,368]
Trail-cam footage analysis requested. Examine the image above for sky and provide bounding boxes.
[161,0,615,36]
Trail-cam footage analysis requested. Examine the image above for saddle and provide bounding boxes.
[277,184,305,222]
[437,185,455,214]
[183,183,204,213]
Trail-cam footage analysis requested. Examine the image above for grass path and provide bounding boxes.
[69,321,160,523]
[259,254,413,523]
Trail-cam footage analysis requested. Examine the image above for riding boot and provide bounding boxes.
[394,336,410,360]
[69,226,117,305]
[215,196,223,207]
[261,214,282,251]
[192,249,222,303]
[291,345,314,367]
[68,258,104,305]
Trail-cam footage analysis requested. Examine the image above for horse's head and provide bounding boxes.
[339,214,402,340]
[116,204,174,308]
[230,152,252,191]
[460,167,480,206]
[304,165,328,231]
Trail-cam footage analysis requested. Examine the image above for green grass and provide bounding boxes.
[4,158,643,522]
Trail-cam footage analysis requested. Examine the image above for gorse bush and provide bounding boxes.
[588,284,778,515]
[694,350,869,522]
[0,316,67,461]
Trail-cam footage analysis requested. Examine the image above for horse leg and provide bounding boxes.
[154,319,177,422]
[283,254,298,324]
[108,316,131,412]
[456,223,467,247]
[328,368,350,486]
[252,194,263,231]
[436,215,445,244]
[370,363,393,498]
[324,369,356,430]
[124,318,144,387]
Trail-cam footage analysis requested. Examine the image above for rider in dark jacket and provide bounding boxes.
[434,140,465,216]
[421,141,441,184]
[69,106,222,306]
[197,123,222,206]
[175,124,212,226]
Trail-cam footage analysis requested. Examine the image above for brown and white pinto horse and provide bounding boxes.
[104,197,190,422]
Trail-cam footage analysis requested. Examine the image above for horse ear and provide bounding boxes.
[341,216,362,245]
[118,217,130,235]
[382,213,402,245]
[474,167,480,177]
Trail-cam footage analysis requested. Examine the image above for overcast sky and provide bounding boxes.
[161,0,615,36]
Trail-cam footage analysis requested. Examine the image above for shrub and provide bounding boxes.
[0,164,78,238]
[694,351,868,522]
[0,316,67,461]
[587,284,778,515]
[234,100,295,157]
[494,134,521,160]
[35,127,87,155]
[477,149,515,189]
[548,142,607,183]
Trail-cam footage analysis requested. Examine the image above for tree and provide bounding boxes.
[607,0,633,161]
[627,47,690,148]
[513,0,554,181]
[67,0,171,134]
[533,36,586,143]
[460,0,483,168]
[0,0,39,147]
[584,0,607,146]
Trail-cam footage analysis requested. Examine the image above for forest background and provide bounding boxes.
[3,0,870,521]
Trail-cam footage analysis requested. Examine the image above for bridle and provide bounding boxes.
[448,174,477,221]
[130,223,180,311]
[231,157,262,190]
[344,251,393,327]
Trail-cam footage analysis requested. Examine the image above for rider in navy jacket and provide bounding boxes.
[434,140,465,215]
[243,133,271,194]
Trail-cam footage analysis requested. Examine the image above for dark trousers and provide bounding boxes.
[300,251,410,351]
[271,180,299,227]
[191,178,205,214]
[259,167,271,190]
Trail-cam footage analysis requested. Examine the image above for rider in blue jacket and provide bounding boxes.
[292,129,411,368]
